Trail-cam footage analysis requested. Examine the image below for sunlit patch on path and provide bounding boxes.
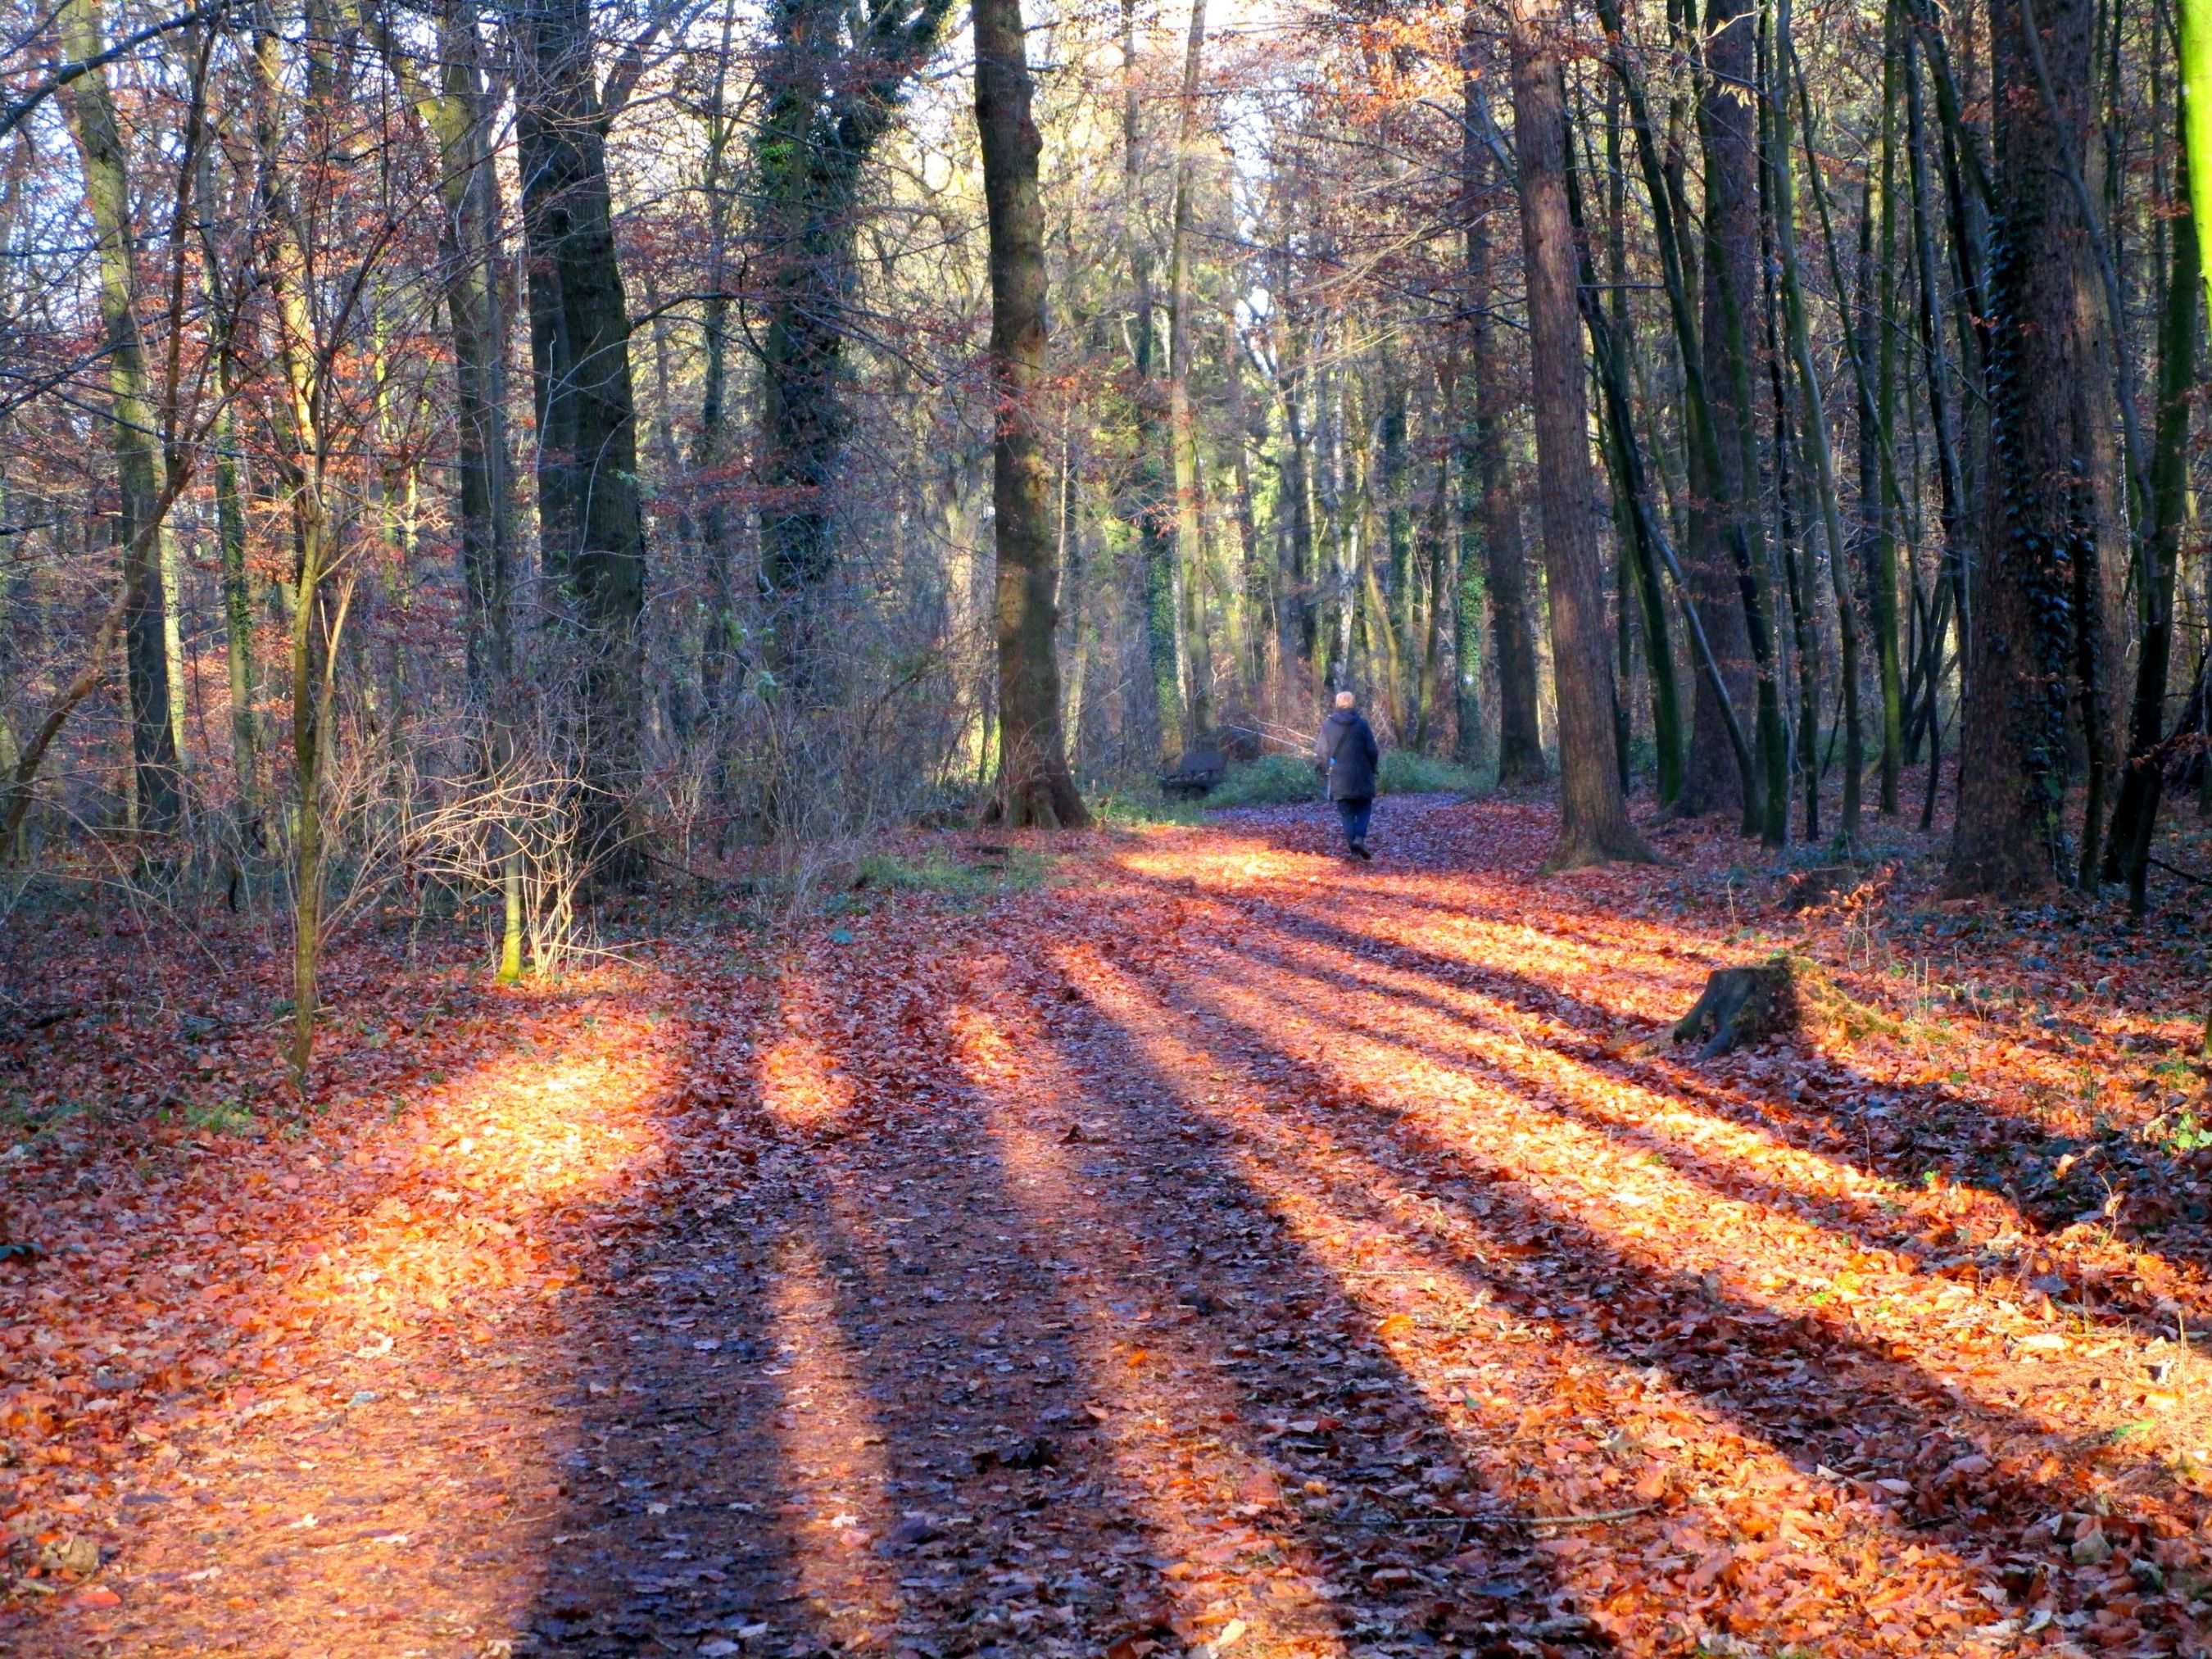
[11,798,2210,1657]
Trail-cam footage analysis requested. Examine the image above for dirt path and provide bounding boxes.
[15,796,2212,1657]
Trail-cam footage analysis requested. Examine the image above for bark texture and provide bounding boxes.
[1507,2,1654,869]
[60,0,179,831]
[514,0,647,873]
[974,0,1086,829]
[1462,62,1545,783]
[1689,0,1785,838]
[1949,0,2099,894]
[754,0,956,682]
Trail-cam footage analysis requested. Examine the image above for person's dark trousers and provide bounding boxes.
[1335,796,1373,850]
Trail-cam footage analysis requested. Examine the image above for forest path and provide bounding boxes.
[19,796,2212,1657]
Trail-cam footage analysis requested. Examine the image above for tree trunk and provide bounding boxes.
[753,0,956,682]
[1164,0,1210,745]
[383,0,521,963]
[1448,342,1487,768]
[512,0,647,875]
[195,134,257,828]
[1608,80,1684,806]
[1700,0,1788,844]
[1379,360,1414,730]
[1222,308,1272,700]
[1674,0,1762,826]
[1271,284,1321,698]
[1595,0,1767,827]
[1120,0,1185,758]
[974,0,1086,829]
[1507,2,1655,869]
[2186,0,2212,292]
[1780,21,1867,845]
[2105,153,2199,905]
[1948,0,2099,895]
[1864,20,1906,817]
[58,0,179,832]
[437,0,514,695]
[1462,53,1545,783]
[1905,27,1970,783]
[250,19,347,1094]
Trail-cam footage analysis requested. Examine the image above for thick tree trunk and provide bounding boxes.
[389,0,514,692]
[383,0,521,963]
[974,0,1086,829]
[1675,228,1757,817]
[1948,0,2099,895]
[1694,0,1786,843]
[1507,1,1654,869]
[1595,0,1766,827]
[444,7,514,696]
[753,0,955,682]
[513,0,646,874]
[59,0,179,832]
[2187,0,2212,289]
[1462,59,1545,783]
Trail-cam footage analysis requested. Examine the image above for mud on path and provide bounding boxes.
[12,796,2212,1657]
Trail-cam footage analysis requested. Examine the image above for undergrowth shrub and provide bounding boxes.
[1376,751,1482,796]
[1205,755,1318,807]
[1086,785,1206,826]
[852,847,1050,899]
[1205,750,1484,809]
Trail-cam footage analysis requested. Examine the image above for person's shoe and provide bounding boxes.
[1350,840,1371,860]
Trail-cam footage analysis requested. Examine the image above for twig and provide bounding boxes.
[2148,857,2212,888]
[8,1004,82,1033]
[1350,1503,1653,1530]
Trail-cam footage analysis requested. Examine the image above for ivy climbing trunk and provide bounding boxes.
[1949,0,2099,895]
[753,0,956,686]
[513,0,647,877]
[59,0,180,832]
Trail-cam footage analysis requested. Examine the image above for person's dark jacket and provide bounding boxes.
[1317,709,1380,800]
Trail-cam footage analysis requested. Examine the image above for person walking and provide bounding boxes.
[1317,690,1380,859]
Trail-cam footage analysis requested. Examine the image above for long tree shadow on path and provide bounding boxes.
[523,918,1616,1657]
[1061,916,2211,1649]
[1117,834,2212,1338]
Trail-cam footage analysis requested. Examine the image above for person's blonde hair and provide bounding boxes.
[1334,690,1356,709]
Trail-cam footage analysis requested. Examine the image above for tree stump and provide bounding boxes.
[1672,956,1803,1058]
[1775,865,1855,913]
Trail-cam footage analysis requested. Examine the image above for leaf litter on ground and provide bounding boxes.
[2,796,2210,1657]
